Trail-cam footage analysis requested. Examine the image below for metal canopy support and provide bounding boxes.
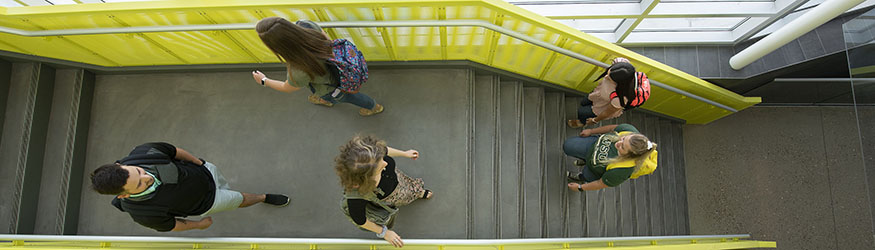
[614,0,660,43]
[730,0,866,69]
[0,19,737,112]
[732,0,810,43]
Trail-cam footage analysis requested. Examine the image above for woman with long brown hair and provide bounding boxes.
[335,135,433,248]
[251,17,384,116]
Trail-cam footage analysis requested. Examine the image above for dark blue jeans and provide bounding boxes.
[563,135,600,182]
[309,84,376,109]
[577,98,596,121]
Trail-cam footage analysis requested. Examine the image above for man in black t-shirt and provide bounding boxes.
[90,142,290,232]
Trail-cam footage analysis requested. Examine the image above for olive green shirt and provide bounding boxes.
[286,66,333,97]
[585,123,639,187]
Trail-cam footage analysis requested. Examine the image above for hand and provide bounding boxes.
[404,150,419,160]
[613,57,630,64]
[197,217,213,230]
[252,70,266,85]
[579,129,592,137]
[383,230,404,248]
[585,118,598,126]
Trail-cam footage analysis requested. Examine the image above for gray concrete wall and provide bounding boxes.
[684,106,875,250]
[857,108,875,237]
[77,68,473,238]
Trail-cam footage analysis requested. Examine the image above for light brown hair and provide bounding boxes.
[255,17,332,79]
[609,133,657,169]
[335,135,388,194]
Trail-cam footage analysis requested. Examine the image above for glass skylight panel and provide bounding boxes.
[0,0,161,6]
[555,19,624,33]
[50,0,80,4]
[507,0,641,4]
[101,0,159,3]
[16,0,54,6]
[0,0,25,7]
[660,0,774,2]
[636,18,748,31]
[513,2,641,18]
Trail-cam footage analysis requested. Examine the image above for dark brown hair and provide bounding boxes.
[596,61,637,109]
[90,163,128,195]
[255,17,332,79]
[335,135,388,194]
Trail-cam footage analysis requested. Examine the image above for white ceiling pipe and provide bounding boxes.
[729,0,865,70]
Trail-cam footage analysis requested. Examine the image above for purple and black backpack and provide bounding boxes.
[326,39,368,93]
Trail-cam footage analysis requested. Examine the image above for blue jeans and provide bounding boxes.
[577,98,596,121]
[309,84,376,109]
[563,136,600,182]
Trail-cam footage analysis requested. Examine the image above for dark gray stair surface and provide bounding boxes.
[497,80,523,238]
[3,66,689,238]
[472,74,499,238]
[520,87,544,238]
[543,92,566,238]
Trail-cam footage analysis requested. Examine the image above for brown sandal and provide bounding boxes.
[421,190,433,199]
[359,104,384,116]
[308,94,334,107]
[567,119,584,128]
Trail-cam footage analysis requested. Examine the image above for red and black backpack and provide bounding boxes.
[609,72,650,109]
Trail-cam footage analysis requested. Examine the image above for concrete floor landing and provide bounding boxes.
[1,65,690,239]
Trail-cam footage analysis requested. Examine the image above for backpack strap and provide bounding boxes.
[343,189,396,212]
[118,146,171,166]
[117,147,180,184]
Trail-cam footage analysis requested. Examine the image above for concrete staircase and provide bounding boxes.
[0,61,94,235]
[469,73,690,238]
[0,63,688,238]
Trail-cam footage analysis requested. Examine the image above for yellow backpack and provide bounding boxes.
[605,132,658,179]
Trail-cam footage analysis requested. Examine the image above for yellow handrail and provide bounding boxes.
[0,234,776,250]
[0,0,761,124]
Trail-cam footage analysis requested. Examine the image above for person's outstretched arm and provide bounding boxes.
[386,146,419,160]
[251,70,301,93]
[170,217,212,232]
[360,220,404,248]
[586,105,622,125]
[581,179,610,191]
[579,124,619,136]
[174,147,204,166]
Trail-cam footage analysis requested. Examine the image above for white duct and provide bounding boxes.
[729,0,864,70]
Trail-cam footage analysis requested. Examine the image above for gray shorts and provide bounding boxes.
[199,162,244,216]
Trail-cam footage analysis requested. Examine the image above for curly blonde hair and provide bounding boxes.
[335,135,388,194]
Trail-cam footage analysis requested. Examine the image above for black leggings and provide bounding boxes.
[577,98,597,121]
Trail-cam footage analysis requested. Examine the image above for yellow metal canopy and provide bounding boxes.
[0,0,761,124]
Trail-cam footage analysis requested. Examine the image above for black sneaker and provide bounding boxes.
[264,194,290,207]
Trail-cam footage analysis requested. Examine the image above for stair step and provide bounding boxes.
[628,111,652,236]
[521,87,545,238]
[645,115,665,236]
[497,80,523,238]
[472,74,499,239]
[616,114,635,236]
[563,96,584,237]
[543,92,566,238]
